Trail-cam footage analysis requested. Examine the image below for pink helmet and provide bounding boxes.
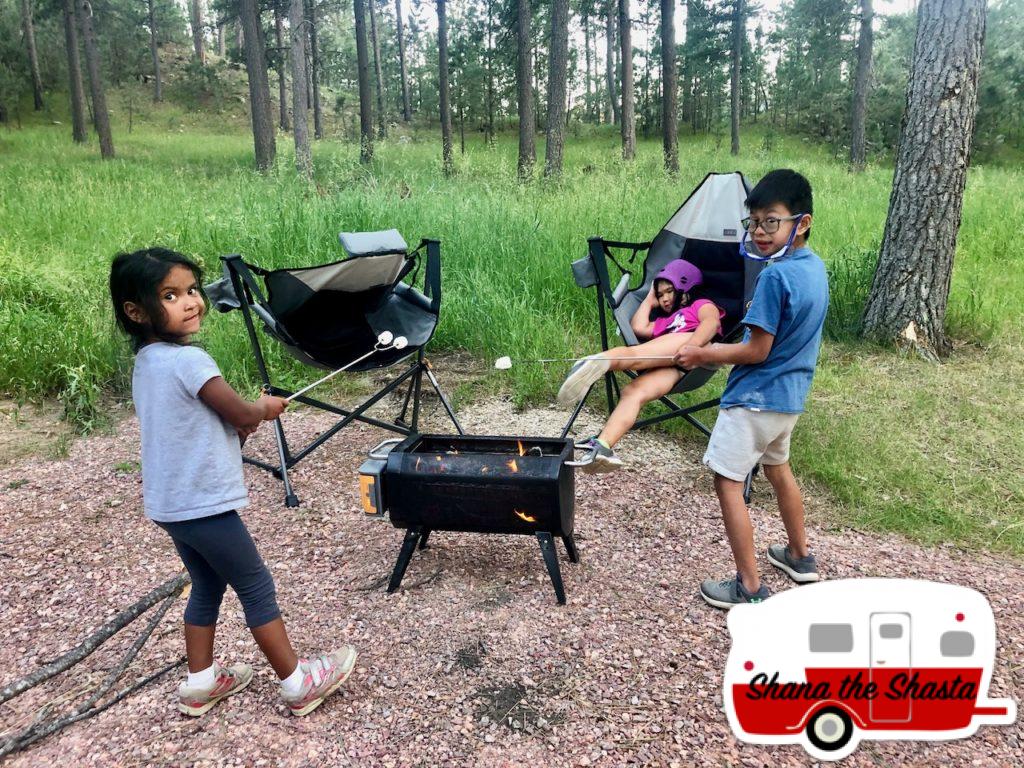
[655,259,702,293]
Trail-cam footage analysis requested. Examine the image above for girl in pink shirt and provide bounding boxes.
[557,259,724,472]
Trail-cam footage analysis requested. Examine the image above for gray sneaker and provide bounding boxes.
[566,438,623,473]
[556,356,611,406]
[699,574,771,610]
[767,544,819,583]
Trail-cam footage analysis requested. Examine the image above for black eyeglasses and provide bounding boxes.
[741,214,804,234]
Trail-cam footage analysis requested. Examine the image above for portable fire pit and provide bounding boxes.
[358,434,578,604]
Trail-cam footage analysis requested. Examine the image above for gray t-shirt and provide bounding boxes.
[132,342,249,522]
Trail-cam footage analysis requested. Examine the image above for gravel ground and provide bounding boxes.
[0,394,1021,767]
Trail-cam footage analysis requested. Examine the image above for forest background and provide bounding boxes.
[1,0,1022,557]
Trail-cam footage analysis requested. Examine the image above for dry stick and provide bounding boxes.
[0,658,186,759]
[0,572,189,706]
[0,585,185,758]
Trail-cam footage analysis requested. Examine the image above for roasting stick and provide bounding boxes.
[285,331,409,403]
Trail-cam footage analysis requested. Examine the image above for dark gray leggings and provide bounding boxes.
[157,511,281,629]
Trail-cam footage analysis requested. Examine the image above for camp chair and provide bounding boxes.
[565,172,765,495]
[207,230,464,507]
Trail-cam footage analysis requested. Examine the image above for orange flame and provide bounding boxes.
[514,509,537,523]
[517,441,526,457]
[507,459,519,473]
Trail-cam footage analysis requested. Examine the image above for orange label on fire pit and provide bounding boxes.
[359,475,378,515]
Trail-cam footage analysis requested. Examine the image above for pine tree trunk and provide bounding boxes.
[147,0,162,102]
[605,0,618,125]
[619,0,635,160]
[217,22,225,57]
[239,0,276,170]
[190,0,206,64]
[486,0,494,143]
[544,0,569,177]
[290,0,311,175]
[308,0,323,140]
[63,0,87,141]
[862,0,987,358]
[274,5,290,130]
[583,12,592,122]
[75,0,114,158]
[850,0,873,171]
[437,0,454,176]
[21,0,44,110]
[661,0,678,173]
[395,0,412,121]
[369,0,387,139]
[516,0,535,179]
[730,0,743,155]
[353,0,374,162]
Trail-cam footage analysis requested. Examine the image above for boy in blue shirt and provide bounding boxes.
[675,169,829,609]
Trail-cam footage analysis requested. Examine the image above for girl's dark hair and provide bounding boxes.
[110,248,205,351]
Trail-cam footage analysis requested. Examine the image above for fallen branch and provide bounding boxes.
[0,657,185,758]
[0,572,189,706]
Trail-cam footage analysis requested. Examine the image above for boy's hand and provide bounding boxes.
[257,394,289,422]
[674,345,707,370]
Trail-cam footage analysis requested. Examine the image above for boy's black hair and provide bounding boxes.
[746,169,814,241]
[110,248,205,351]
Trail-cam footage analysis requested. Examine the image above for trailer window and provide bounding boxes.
[941,631,974,657]
[879,623,903,639]
[809,624,853,653]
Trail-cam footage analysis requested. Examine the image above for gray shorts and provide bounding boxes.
[703,407,800,481]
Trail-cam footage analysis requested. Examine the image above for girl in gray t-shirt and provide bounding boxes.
[111,248,356,717]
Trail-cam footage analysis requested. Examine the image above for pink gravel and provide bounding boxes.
[0,398,1021,767]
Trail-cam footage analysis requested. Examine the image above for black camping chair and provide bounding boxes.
[207,229,464,507]
[564,172,765,497]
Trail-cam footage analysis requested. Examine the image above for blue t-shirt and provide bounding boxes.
[720,247,829,413]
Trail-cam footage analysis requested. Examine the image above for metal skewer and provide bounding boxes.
[286,332,408,402]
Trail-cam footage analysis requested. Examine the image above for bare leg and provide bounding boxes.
[602,333,695,372]
[762,462,809,558]
[249,618,301,679]
[184,624,216,673]
[597,367,682,447]
[714,474,761,592]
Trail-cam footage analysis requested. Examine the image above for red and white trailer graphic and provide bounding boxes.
[724,579,1016,760]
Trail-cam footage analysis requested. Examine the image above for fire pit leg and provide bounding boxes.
[536,532,567,605]
[387,527,423,594]
[418,529,431,550]
[561,534,580,563]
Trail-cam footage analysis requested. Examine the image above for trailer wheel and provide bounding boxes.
[806,707,853,752]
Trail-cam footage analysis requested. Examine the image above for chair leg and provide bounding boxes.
[743,464,758,505]
[271,418,299,507]
[424,366,464,435]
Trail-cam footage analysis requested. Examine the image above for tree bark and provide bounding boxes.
[217,22,225,56]
[290,0,311,176]
[21,0,44,110]
[437,0,454,175]
[274,4,290,130]
[544,0,569,177]
[394,0,412,121]
[850,0,873,170]
[583,11,592,122]
[862,0,987,358]
[730,0,744,155]
[353,0,374,162]
[307,0,323,139]
[239,0,276,170]
[146,0,162,102]
[75,0,114,158]
[369,0,387,139]
[486,0,494,143]
[190,0,206,64]
[661,0,678,172]
[62,0,87,142]
[605,0,618,124]
[619,0,635,159]
[516,0,535,179]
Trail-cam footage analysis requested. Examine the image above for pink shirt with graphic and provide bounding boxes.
[651,298,725,338]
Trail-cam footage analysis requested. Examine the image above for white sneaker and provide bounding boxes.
[280,646,357,716]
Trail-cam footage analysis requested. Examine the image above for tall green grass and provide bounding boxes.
[2,124,1022,553]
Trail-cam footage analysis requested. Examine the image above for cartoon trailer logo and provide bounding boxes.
[724,579,1016,761]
